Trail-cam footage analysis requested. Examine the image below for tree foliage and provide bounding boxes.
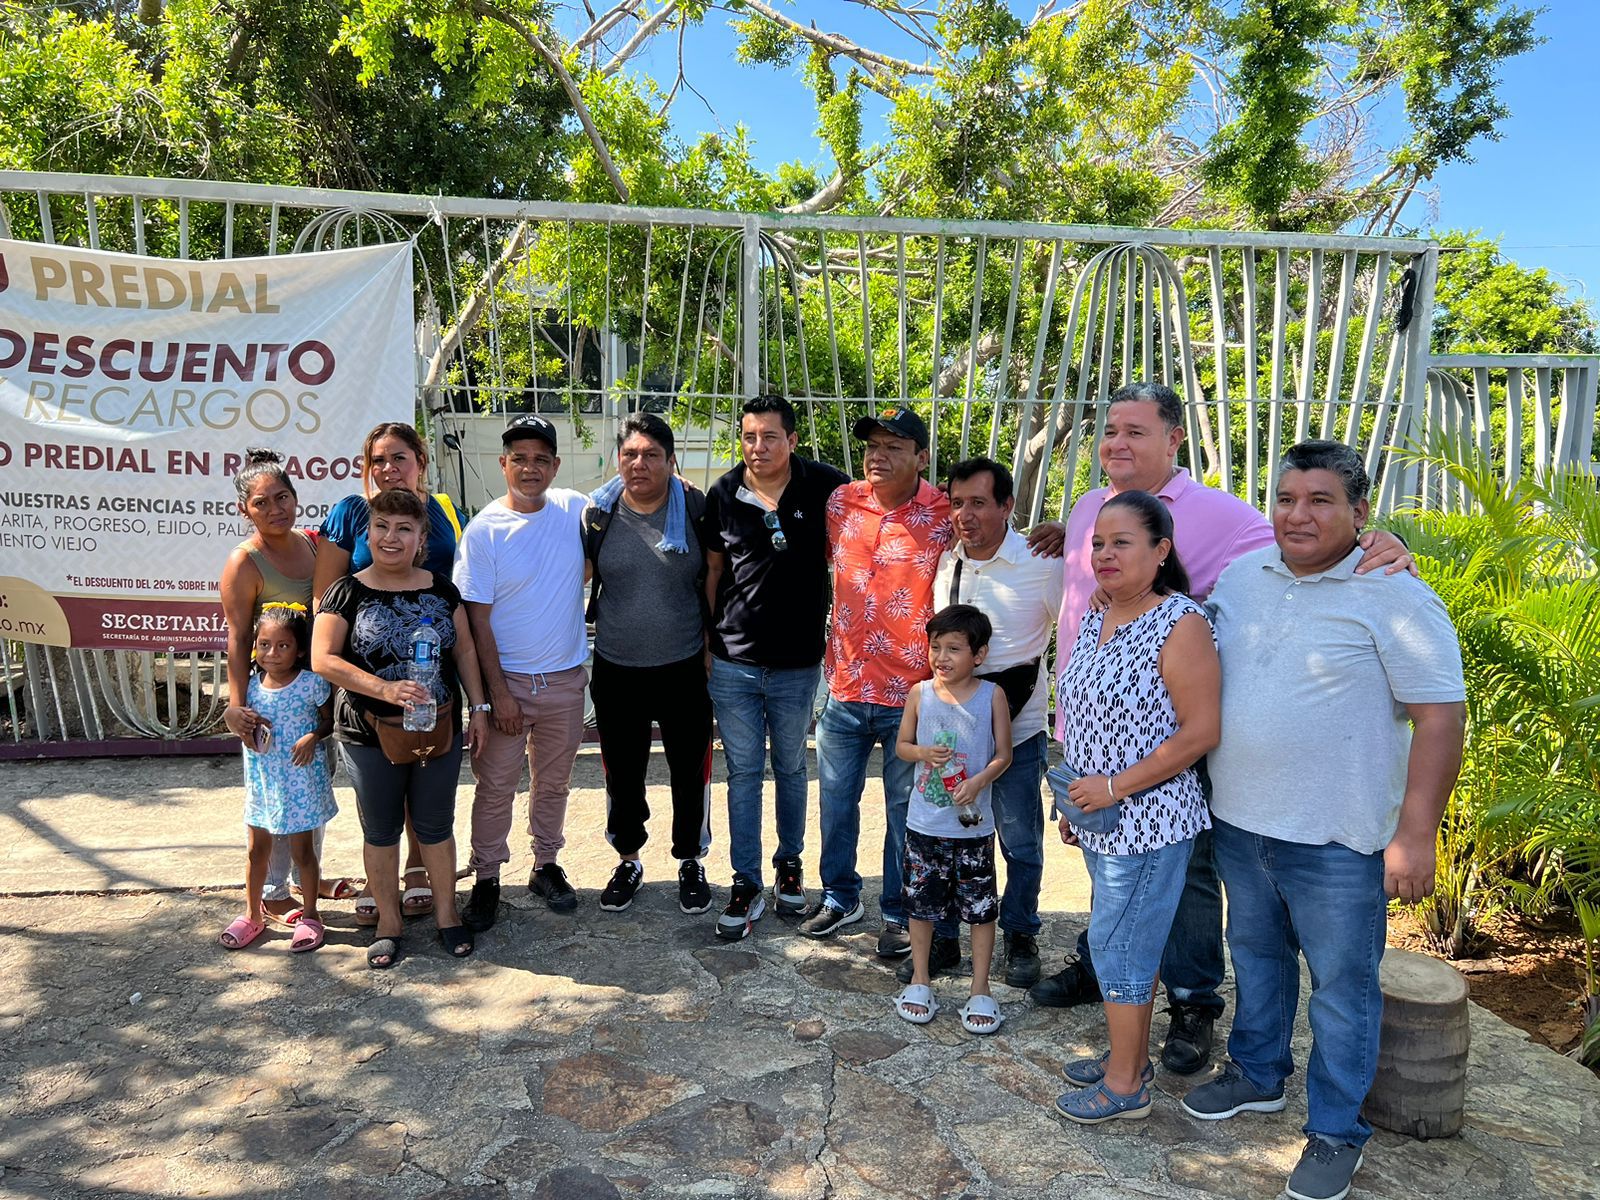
[0,0,568,196]
[1387,442,1600,982]
[1433,232,1598,356]
[5,0,1587,495]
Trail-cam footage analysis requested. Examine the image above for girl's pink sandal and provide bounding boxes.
[219,916,266,950]
[289,918,326,953]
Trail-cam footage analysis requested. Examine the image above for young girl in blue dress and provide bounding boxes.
[219,603,338,953]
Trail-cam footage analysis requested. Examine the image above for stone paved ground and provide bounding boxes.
[1,752,1597,1200]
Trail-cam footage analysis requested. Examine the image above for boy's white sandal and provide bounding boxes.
[959,994,1004,1035]
[894,984,940,1025]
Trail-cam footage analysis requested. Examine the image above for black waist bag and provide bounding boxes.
[979,657,1040,721]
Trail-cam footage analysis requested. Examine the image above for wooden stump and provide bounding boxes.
[1362,947,1470,1139]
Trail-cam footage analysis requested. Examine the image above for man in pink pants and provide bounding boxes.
[455,415,591,930]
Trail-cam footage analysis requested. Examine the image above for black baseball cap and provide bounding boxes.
[851,405,929,450]
[502,413,558,453]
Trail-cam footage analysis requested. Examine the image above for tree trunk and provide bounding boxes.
[1362,947,1470,1140]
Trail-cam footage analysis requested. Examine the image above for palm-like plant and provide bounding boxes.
[1575,897,1600,1068]
[1384,438,1600,965]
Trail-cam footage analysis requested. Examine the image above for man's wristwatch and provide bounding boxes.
[469,703,493,713]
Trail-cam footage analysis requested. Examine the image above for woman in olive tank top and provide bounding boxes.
[221,449,355,914]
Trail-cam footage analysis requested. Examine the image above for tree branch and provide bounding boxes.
[424,222,530,392]
[655,16,687,118]
[938,331,1003,397]
[735,0,934,83]
[602,0,679,76]
[572,1,637,50]
[468,0,631,203]
[842,0,940,49]
[780,170,848,214]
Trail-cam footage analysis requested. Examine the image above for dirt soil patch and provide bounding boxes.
[1390,908,1591,1056]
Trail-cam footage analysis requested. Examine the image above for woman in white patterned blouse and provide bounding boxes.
[1052,490,1221,1125]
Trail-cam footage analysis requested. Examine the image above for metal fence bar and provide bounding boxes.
[1,639,21,744]
[1240,248,1261,504]
[1534,368,1554,477]
[1320,251,1358,439]
[927,239,947,482]
[989,240,1027,461]
[1294,250,1321,444]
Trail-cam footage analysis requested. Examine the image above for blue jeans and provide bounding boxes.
[815,696,956,937]
[708,657,819,889]
[1074,766,1226,1015]
[1079,838,1194,1005]
[1213,818,1388,1147]
[992,732,1047,937]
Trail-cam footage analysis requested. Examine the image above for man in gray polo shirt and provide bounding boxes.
[1181,440,1465,1200]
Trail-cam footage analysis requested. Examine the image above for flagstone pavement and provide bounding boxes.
[1,751,1596,1199]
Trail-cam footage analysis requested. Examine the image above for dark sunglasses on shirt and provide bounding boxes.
[763,509,788,552]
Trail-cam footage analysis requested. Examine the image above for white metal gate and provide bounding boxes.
[2,170,1595,750]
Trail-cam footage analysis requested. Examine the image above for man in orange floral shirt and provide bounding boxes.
[800,408,957,952]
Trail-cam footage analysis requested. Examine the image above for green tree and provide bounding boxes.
[1202,0,1339,230]
[1432,232,1598,356]
[0,0,568,196]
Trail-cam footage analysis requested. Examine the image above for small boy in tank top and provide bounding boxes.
[893,604,1013,1033]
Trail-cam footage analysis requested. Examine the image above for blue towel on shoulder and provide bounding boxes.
[590,474,688,554]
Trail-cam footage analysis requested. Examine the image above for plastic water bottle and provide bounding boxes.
[403,617,441,732]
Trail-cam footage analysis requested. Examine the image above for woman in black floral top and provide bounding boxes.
[313,488,489,969]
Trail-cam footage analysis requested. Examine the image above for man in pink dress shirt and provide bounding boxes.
[1035,382,1412,1079]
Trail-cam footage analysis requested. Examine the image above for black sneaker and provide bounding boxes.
[1285,1136,1364,1200]
[1180,1062,1288,1121]
[1028,955,1102,1008]
[716,879,766,941]
[773,856,807,916]
[797,900,866,938]
[529,863,578,913]
[678,860,712,914]
[599,860,644,912]
[895,935,961,984]
[876,922,912,958]
[1161,1003,1216,1074]
[462,877,500,932]
[1003,932,1042,987]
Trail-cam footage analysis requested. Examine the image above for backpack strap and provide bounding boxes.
[433,492,464,540]
[582,504,614,623]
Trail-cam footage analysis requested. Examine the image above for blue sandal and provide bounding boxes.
[1062,1051,1156,1087]
[1054,1078,1153,1124]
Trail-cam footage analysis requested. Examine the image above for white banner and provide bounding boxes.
[0,238,414,650]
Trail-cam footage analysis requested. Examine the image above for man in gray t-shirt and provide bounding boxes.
[593,501,704,667]
[582,412,715,918]
[1182,441,1465,1200]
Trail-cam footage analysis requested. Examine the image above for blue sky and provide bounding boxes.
[598,2,1599,306]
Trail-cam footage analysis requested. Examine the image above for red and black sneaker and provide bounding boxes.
[715,879,766,941]
[773,856,807,917]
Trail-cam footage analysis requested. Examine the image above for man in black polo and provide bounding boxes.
[703,394,849,939]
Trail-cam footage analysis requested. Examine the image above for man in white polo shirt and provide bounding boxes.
[455,415,590,930]
[895,456,1062,990]
[1182,440,1464,1200]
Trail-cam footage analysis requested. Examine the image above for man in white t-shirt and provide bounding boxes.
[454,415,590,930]
[903,457,1062,991]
